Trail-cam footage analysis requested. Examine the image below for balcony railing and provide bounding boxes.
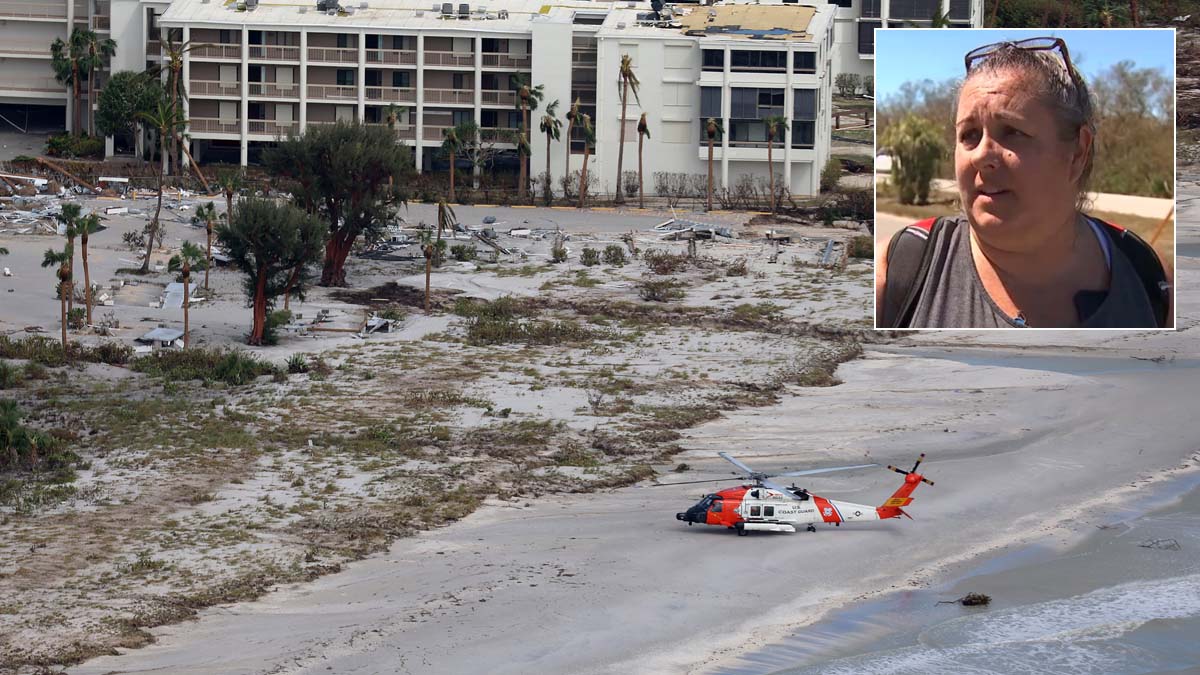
[367,123,417,141]
[422,124,451,140]
[571,50,597,65]
[307,46,358,63]
[480,89,517,106]
[249,119,299,135]
[424,88,473,105]
[93,15,109,29]
[365,86,416,103]
[424,51,474,67]
[481,127,519,143]
[146,40,161,56]
[307,84,358,100]
[190,118,241,134]
[366,49,417,66]
[481,53,531,68]
[0,79,66,94]
[191,43,242,60]
[0,42,53,56]
[190,80,241,97]
[0,1,67,18]
[249,45,300,61]
[250,81,299,97]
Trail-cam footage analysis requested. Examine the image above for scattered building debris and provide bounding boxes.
[1139,538,1181,550]
[136,327,185,350]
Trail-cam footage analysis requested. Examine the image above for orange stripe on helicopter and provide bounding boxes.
[811,496,841,523]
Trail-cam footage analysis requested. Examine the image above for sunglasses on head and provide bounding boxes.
[964,36,1083,92]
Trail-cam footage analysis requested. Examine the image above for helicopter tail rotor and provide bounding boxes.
[886,453,934,486]
[877,455,935,519]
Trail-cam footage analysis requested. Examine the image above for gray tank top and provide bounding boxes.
[908,216,1157,328]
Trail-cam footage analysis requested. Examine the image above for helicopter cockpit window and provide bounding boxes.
[710,500,722,512]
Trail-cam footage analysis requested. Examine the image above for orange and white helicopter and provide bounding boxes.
[674,452,934,535]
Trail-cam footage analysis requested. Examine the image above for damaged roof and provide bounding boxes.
[679,4,815,41]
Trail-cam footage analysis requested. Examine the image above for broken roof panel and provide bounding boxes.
[679,4,815,41]
[137,327,185,344]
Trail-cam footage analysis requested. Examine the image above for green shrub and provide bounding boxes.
[450,244,477,262]
[551,240,569,264]
[637,278,686,302]
[602,245,628,267]
[287,353,309,374]
[0,335,132,366]
[820,157,842,193]
[45,133,105,159]
[725,258,748,276]
[641,249,689,275]
[131,347,279,385]
[0,361,20,389]
[847,235,873,259]
[580,247,601,267]
[0,400,79,476]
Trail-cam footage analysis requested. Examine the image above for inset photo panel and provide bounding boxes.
[873,28,1175,329]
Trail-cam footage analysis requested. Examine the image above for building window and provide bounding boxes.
[700,87,722,119]
[336,33,350,49]
[336,69,355,86]
[858,22,879,55]
[730,50,787,71]
[452,73,467,90]
[828,0,852,6]
[793,51,816,73]
[793,89,816,149]
[890,0,941,20]
[702,49,724,71]
[452,110,474,126]
[949,0,970,20]
[392,71,410,88]
[731,87,783,119]
[862,0,881,18]
[219,29,234,44]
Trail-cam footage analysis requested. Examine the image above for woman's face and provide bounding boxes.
[955,68,1088,250]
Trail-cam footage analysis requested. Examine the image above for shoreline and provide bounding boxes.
[67,341,1200,675]
[706,463,1200,675]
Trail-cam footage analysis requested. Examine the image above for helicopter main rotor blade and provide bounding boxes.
[762,478,810,501]
[718,451,759,477]
[774,463,877,478]
[651,477,743,487]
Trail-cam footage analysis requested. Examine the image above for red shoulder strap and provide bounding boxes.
[911,217,937,233]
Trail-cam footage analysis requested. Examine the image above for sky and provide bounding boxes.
[874,28,1175,103]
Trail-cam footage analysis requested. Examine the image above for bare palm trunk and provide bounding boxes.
[519,102,529,200]
[637,132,644,209]
[1130,0,1139,26]
[72,62,81,137]
[564,119,573,194]
[424,254,432,313]
[615,79,628,204]
[249,267,268,345]
[183,272,190,348]
[449,150,456,203]
[60,280,68,349]
[204,224,212,291]
[82,236,92,325]
[66,237,75,316]
[767,135,775,213]
[282,263,301,311]
[544,132,552,204]
[988,0,1000,26]
[579,146,590,209]
[89,63,95,137]
[707,138,714,212]
[142,135,166,273]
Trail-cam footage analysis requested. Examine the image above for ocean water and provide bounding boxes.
[721,478,1200,675]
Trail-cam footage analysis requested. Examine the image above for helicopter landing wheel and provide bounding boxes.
[806,524,816,533]
[736,523,748,537]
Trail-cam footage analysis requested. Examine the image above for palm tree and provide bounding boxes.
[1130,0,1139,26]
[614,54,641,204]
[763,115,788,213]
[510,74,545,200]
[705,118,723,212]
[988,0,1000,26]
[80,31,117,137]
[152,35,193,176]
[50,30,88,136]
[539,99,561,205]
[54,203,83,316]
[636,113,650,209]
[191,201,218,292]
[77,212,102,326]
[42,247,72,350]
[137,96,187,273]
[564,97,582,195]
[420,202,456,313]
[217,169,243,226]
[441,126,464,203]
[384,104,407,188]
[578,114,595,209]
[182,257,191,348]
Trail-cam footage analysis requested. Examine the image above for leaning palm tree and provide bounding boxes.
[137,96,187,273]
[564,97,582,195]
[763,115,788,213]
[50,30,87,136]
[54,203,83,316]
[80,31,117,136]
[77,212,102,326]
[577,114,595,209]
[441,126,464,203]
[636,112,650,209]
[614,54,641,204]
[538,99,561,205]
[705,118,723,212]
[42,247,72,350]
[191,201,218,292]
[510,74,544,200]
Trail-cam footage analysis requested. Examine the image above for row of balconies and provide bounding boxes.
[190,80,521,106]
[0,0,109,22]
[189,43,530,68]
[189,118,518,142]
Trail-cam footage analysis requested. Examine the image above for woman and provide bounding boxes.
[877,37,1171,329]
